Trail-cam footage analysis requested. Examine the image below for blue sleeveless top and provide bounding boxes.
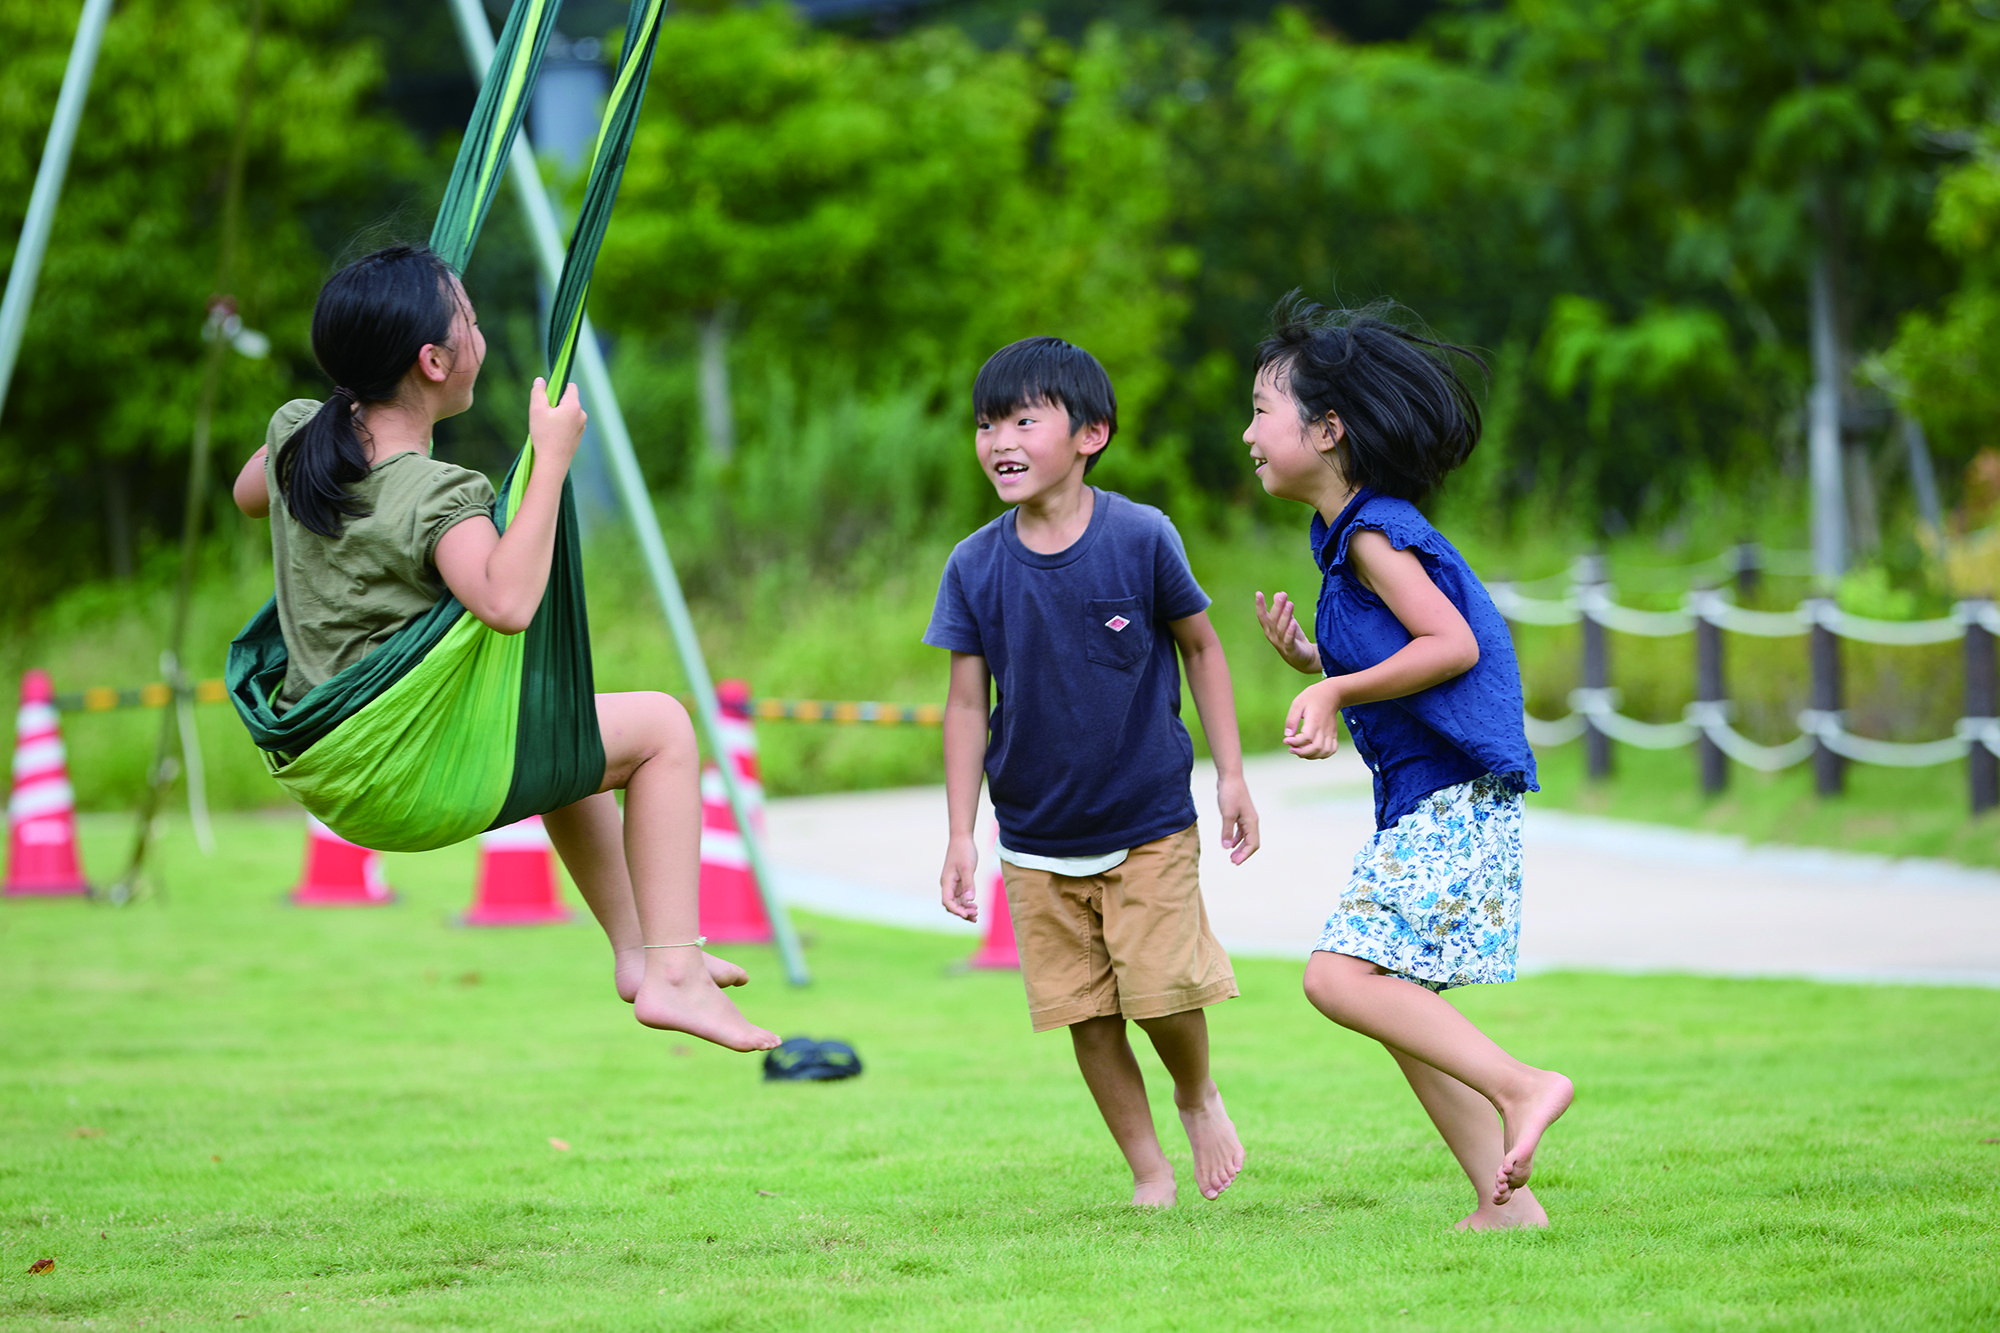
[1311,489,1538,830]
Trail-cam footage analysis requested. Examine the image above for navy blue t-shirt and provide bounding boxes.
[923,489,1211,857]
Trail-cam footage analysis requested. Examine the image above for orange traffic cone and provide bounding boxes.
[289,815,394,906]
[965,829,1019,970]
[462,816,570,926]
[697,679,773,944]
[5,670,90,897]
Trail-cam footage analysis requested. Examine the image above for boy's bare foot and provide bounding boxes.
[1455,1186,1548,1231]
[1176,1083,1245,1201]
[613,947,747,1004]
[632,953,780,1052]
[1131,1171,1177,1207]
[1493,1071,1574,1204]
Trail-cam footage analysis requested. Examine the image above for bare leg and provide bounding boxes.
[543,790,746,1002]
[565,692,777,1053]
[1069,1016,1177,1206]
[1134,1009,1243,1201]
[1386,1048,1546,1229]
[1304,952,1571,1204]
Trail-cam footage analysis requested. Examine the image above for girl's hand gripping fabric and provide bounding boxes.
[1284,677,1343,759]
[529,377,587,467]
[1254,591,1321,674]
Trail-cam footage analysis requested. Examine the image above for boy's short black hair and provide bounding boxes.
[1255,293,1487,502]
[973,336,1118,473]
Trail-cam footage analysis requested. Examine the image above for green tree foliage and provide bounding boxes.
[7,0,2000,616]
[0,0,425,603]
[1229,1,1988,531]
[1882,2,2000,481]
[589,5,1200,576]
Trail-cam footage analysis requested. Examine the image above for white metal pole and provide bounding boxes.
[0,0,116,425]
[446,0,810,985]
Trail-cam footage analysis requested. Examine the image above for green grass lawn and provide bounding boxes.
[3,816,1997,1330]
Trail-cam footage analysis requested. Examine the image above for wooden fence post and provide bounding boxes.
[1694,587,1727,796]
[1806,598,1845,797]
[1967,597,1997,815]
[1579,553,1612,781]
[1733,541,1761,603]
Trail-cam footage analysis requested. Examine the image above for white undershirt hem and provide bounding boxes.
[995,841,1129,877]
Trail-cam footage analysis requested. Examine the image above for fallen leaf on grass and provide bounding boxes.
[457,971,482,986]
[1984,1138,2000,1144]
[68,1127,103,1138]
[549,1138,571,1151]
[672,1045,693,1057]
[756,1190,777,1197]
[28,1259,54,1275]
[212,1155,222,1163]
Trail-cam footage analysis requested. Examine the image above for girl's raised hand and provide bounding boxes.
[1255,591,1321,674]
[528,377,587,467]
[1284,677,1342,759]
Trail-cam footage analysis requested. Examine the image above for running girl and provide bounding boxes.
[232,243,778,1054]
[1245,295,1572,1229]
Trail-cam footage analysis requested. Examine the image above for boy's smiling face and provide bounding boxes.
[976,396,1108,508]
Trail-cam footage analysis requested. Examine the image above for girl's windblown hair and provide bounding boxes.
[278,244,458,537]
[1256,293,1487,502]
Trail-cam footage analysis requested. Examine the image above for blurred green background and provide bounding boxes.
[5,0,1999,821]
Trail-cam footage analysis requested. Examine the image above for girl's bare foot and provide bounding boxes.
[1456,1185,1548,1231]
[614,947,748,1004]
[1494,1071,1574,1204]
[1176,1083,1245,1201]
[1131,1171,1177,1207]
[703,952,749,988]
[631,951,779,1052]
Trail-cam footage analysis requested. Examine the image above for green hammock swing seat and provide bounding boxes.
[227,0,661,854]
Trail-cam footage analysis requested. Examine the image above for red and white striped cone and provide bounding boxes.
[965,827,1019,970]
[461,815,570,926]
[697,679,773,944]
[289,815,394,907]
[5,670,90,897]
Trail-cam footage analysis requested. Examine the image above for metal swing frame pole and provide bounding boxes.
[0,0,116,424]
[447,0,810,986]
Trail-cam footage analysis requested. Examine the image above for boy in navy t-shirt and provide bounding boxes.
[926,336,1262,1206]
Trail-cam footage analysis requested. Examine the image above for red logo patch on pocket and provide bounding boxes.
[1104,616,1131,632]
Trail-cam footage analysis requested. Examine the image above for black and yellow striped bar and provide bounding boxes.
[52,679,939,725]
[751,698,945,726]
[55,679,229,712]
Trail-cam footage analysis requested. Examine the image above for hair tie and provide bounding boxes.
[328,385,355,402]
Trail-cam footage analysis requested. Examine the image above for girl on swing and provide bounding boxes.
[233,243,780,1054]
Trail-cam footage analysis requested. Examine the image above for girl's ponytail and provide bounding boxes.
[276,244,458,537]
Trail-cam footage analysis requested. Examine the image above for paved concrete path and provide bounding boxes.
[765,751,2000,987]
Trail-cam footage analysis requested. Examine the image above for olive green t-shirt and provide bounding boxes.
[262,399,497,711]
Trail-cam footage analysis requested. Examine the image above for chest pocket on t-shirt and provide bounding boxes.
[1085,596,1149,671]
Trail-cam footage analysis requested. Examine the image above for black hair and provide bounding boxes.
[276,243,459,537]
[1255,293,1487,502]
[972,336,1118,474]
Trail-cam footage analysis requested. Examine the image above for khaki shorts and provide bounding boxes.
[1000,823,1238,1032]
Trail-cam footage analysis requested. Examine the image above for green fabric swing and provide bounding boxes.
[227,0,664,854]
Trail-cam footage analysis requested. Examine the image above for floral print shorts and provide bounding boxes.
[1313,774,1523,992]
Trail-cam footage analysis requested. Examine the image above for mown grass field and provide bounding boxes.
[3,815,1997,1331]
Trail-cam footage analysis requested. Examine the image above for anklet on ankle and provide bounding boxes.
[643,937,706,949]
